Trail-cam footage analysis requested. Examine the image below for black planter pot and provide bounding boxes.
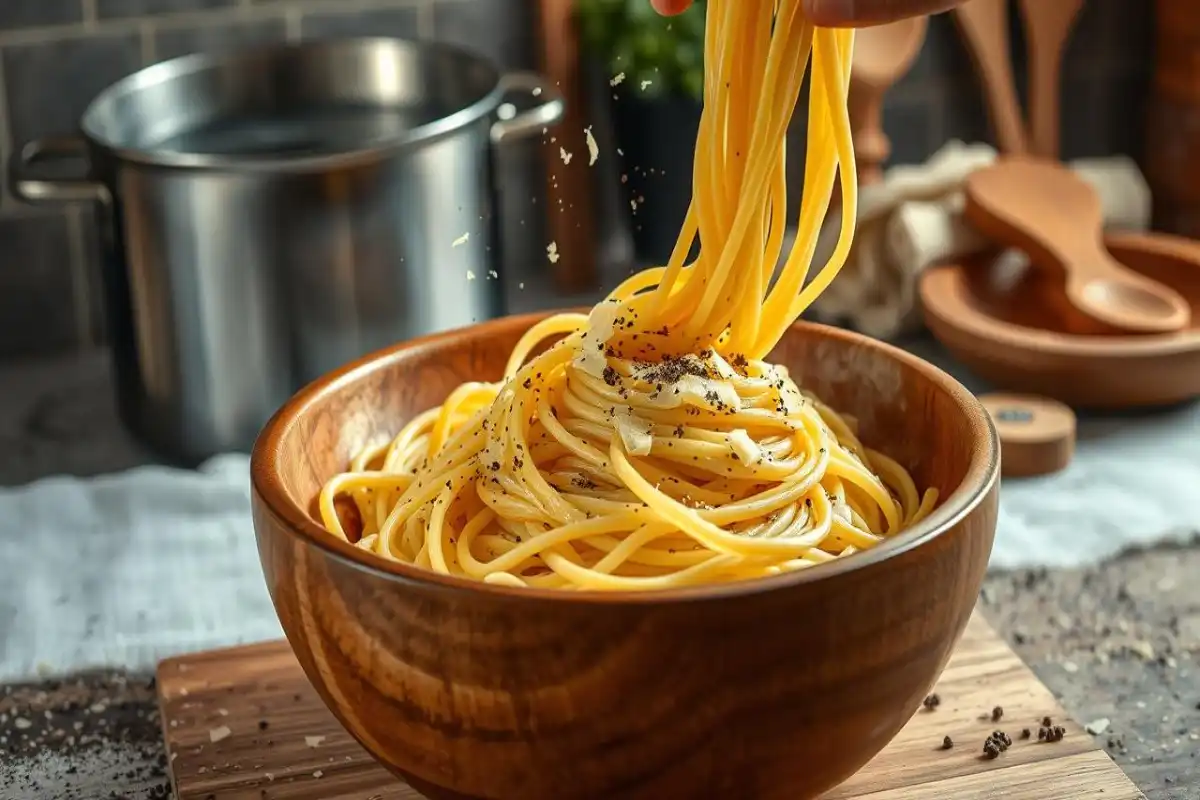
[610,92,703,265]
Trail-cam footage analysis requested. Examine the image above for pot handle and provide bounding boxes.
[490,72,566,145]
[8,136,109,204]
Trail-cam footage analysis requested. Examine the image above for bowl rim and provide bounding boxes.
[251,312,1000,604]
[919,260,1200,359]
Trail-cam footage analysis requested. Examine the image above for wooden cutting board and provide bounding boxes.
[156,612,1143,799]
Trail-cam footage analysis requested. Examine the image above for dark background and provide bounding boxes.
[0,0,1150,359]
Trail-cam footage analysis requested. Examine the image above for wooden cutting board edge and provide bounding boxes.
[155,611,1144,800]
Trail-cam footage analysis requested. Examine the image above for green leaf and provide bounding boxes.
[576,0,707,97]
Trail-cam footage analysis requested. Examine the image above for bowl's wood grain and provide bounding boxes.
[250,315,999,800]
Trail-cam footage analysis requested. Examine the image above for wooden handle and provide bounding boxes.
[535,0,597,293]
[849,84,890,186]
[1017,0,1085,160]
[952,0,1029,155]
[1024,46,1064,160]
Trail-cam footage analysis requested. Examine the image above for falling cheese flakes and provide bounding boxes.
[547,241,560,264]
[487,269,499,279]
[641,80,653,91]
[559,147,573,165]
[452,232,470,248]
[585,127,599,166]
[306,735,327,748]
[610,72,626,87]
[209,725,232,743]
[466,270,476,281]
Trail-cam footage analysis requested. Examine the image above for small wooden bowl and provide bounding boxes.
[918,231,1200,409]
[250,314,999,800]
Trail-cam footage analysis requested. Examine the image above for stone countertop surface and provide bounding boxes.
[1,545,1196,799]
[1,350,1198,798]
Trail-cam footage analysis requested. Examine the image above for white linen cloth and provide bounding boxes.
[1,389,1197,683]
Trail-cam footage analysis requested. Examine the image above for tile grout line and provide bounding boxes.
[0,0,434,47]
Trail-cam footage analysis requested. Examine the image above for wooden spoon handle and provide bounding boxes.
[953,0,1030,155]
[1024,40,1065,159]
[1017,0,1085,159]
[849,84,890,185]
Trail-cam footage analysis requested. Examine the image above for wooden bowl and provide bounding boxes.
[919,231,1200,409]
[250,313,1000,800]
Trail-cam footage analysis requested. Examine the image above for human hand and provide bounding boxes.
[651,0,964,27]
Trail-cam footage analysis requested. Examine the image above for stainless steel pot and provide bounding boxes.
[8,37,564,464]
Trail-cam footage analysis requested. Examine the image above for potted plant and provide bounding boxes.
[576,0,706,265]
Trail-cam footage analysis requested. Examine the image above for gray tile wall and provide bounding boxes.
[0,0,1153,360]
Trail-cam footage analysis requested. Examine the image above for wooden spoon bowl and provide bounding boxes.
[250,314,999,800]
[919,232,1200,409]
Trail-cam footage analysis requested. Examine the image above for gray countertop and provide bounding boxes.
[0,350,149,487]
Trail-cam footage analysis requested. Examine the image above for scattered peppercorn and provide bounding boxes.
[982,739,1001,760]
[940,735,953,750]
[1042,716,1053,727]
[922,693,941,711]
[1020,728,1031,740]
[991,705,1004,722]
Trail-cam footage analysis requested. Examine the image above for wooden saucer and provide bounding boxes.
[919,231,1200,409]
[979,393,1075,477]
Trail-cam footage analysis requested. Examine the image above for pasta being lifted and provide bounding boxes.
[318,0,938,590]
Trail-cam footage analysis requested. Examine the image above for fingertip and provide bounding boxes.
[651,0,693,16]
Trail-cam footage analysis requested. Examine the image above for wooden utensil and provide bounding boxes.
[849,16,930,185]
[1145,0,1200,237]
[535,0,597,292]
[979,392,1076,477]
[918,231,1200,409]
[964,157,1191,334]
[157,613,1143,800]
[1016,0,1085,159]
[250,312,999,800]
[952,0,1029,154]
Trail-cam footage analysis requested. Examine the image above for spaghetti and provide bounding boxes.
[318,0,938,590]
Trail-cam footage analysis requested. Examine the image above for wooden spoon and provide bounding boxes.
[963,157,1191,334]
[952,0,1029,154]
[1017,0,1085,159]
[849,15,929,185]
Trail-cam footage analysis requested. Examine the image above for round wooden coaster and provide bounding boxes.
[979,393,1077,478]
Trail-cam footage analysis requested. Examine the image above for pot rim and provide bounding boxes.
[79,36,507,172]
[250,312,1001,606]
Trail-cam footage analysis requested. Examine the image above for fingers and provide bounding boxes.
[803,0,962,27]
[651,0,694,15]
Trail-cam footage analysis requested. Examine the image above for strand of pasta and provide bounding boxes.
[317,1,938,590]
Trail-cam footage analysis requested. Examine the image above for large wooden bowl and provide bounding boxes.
[250,314,1000,800]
